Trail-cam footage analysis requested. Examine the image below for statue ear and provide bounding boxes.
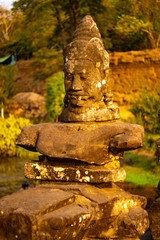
[102,68,113,106]
[103,50,109,70]
[103,93,113,106]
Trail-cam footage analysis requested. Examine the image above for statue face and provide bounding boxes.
[64,59,106,108]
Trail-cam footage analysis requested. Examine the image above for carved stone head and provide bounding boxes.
[60,15,119,122]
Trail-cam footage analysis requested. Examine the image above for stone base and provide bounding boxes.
[0,183,149,240]
[24,158,126,183]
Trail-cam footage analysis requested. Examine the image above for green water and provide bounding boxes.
[0,157,33,198]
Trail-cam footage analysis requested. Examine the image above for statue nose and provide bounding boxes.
[71,75,82,91]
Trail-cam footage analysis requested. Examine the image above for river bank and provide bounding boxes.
[0,156,37,198]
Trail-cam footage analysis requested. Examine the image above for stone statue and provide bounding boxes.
[60,15,119,122]
[0,15,149,240]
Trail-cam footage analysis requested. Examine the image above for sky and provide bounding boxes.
[0,0,15,9]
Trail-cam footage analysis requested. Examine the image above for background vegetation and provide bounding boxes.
[46,71,65,122]
[123,151,160,187]
[0,65,16,118]
[0,115,32,157]
[126,89,160,152]
[1,0,160,59]
[1,0,160,188]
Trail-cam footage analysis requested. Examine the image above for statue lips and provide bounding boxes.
[68,93,88,106]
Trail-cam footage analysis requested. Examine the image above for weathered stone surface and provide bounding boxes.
[87,207,149,239]
[149,196,160,240]
[60,15,119,122]
[0,183,149,240]
[24,159,126,183]
[0,187,76,240]
[16,121,144,165]
[13,92,45,106]
[117,182,159,210]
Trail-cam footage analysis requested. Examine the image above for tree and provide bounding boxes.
[0,65,16,118]
[11,0,110,81]
[138,0,160,49]
[31,48,63,82]
[45,72,65,121]
[114,0,160,49]
[0,7,13,42]
[130,89,160,134]
[12,0,109,52]
[0,5,28,58]
[0,6,25,43]
[129,89,160,151]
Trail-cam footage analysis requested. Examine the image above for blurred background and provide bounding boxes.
[0,0,160,201]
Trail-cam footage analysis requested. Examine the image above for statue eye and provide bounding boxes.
[80,74,86,80]
[65,73,73,81]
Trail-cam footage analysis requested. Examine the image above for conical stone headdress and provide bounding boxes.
[64,15,109,75]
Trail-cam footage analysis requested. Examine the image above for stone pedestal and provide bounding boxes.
[0,120,149,239]
[0,183,149,240]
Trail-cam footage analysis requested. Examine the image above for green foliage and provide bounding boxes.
[0,0,159,63]
[130,89,160,134]
[114,15,145,50]
[114,0,160,49]
[128,89,160,151]
[124,152,160,187]
[12,0,110,52]
[14,33,34,59]
[115,15,147,36]
[32,48,63,81]
[46,72,65,121]
[0,65,16,116]
[0,115,31,157]
[0,65,16,99]
[143,133,160,152]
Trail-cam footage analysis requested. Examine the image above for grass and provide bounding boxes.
[123,151,160,187]
[119,106,134,121]
[119,105,160,187]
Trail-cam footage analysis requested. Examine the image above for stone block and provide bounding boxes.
[0,183,149,240]
[24,159,126,183]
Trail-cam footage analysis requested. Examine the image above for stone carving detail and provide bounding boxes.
[60,15,119,122]
[0,184,148,240]
[0,15,149,240]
